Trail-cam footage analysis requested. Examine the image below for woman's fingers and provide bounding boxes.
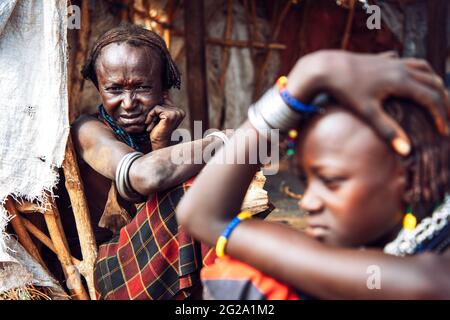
[395,76,450,136]
[402,58,450,134]
[407,68,445,92]
[359,101,411,156]
[145,105,163,132]
[407,69,450,128]
[403,58,435,74]
[146,118,158,133]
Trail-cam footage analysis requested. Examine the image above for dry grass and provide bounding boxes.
[0,285,69,300]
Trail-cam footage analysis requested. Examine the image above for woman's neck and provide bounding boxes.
[367,222,403,249]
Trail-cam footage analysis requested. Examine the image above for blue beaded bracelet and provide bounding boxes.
[276,76,319,113]
[215,211,252,258]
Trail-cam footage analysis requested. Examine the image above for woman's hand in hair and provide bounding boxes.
[286,50,450,156]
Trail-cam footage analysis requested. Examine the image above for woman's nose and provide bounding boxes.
[299,187,324,214]
[121,91,136,110]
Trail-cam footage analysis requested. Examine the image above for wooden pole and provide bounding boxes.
[68,0,90,122]
[65,0,98,300]
[62,136,98,300]
[4,198,48,272]
[426,0,447,78]
[44,196,89,300]
[215,0,234,129]
[171,28,287,50]
[184,0,209,134]
[341,0,356,50]
[19,215,81,266]
[253,0,292,100]
[173,1,222,62]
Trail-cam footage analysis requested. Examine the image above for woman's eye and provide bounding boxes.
[137,86,152,91]
[320,176,345,189]
[107,87,122,92]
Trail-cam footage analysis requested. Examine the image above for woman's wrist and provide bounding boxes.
[286,51,329,104]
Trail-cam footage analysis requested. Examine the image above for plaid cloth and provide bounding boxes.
[94,178,216,300]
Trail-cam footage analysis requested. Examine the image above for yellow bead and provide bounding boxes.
[279,76,288,86]
[237,211,253,220]
[288,129,298,139]
[215,236,228,258]
[403,213,417,231]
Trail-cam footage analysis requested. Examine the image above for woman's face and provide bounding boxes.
[95,42,164,134]
[297,108,406,248]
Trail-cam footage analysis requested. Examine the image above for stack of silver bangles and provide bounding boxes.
[248,86,305,137]
[115,151,144,202]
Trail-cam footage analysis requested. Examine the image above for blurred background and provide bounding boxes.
[67,0,449,226]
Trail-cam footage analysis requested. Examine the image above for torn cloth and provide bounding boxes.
[0,0,69,292]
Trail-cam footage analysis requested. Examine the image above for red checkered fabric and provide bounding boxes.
[94,179,216,300]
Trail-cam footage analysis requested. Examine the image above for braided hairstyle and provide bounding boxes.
[383,99,450,220]
[82,23,181,90]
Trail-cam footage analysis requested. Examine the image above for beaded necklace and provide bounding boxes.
[98,105,150,152]
[384,195,450,256]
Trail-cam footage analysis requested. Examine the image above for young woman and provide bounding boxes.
[176,50,450,299]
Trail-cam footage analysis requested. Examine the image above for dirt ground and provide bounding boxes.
[263,158,307,231]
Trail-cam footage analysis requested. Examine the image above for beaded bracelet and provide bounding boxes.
[215,211,253,258]
[276,76,319,113]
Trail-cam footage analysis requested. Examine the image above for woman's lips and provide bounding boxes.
[120,115,144,126]
[304,225,328,239]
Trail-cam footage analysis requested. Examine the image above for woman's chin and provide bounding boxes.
[124,124,146,134]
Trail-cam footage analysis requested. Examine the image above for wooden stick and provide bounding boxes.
[243,0,256,65]
[14,201,46,214]
[184,0,209,134]
[62,135,98,300]
[253,0,292,100]
[20,215,81,266]
[172,29,286,50]
[207,37,286,50]
[341,0,356,50]
[66,0,98,299]
[173,1,224,62]
[44,196,89,300]
[68,0,91,123]
[4,197,49,272]
[215,0,234,129]
[164,0,176,48]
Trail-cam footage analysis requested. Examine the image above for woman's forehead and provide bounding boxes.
[299,109,392,169]
[96,43,161,77]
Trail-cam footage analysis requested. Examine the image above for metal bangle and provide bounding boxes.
[115,151,144,202]
[248,86,304,136]
[205,131,230,145]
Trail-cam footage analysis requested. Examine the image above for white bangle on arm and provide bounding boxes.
[115,151,145,202]
[205,131,230,145]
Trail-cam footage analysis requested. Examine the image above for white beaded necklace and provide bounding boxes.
[384,196,450,256]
